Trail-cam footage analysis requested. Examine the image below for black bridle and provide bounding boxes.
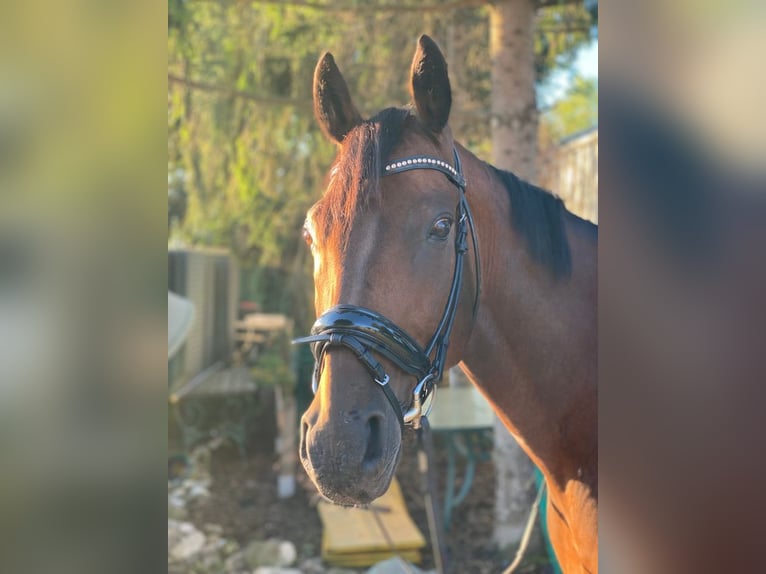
[294,147,480,430]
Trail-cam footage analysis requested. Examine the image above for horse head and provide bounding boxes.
[298,35,479,504]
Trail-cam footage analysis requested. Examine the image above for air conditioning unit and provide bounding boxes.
[168,248,239,385]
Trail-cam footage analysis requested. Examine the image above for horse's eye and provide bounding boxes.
[302,227,313,247]
[429,217,453,240]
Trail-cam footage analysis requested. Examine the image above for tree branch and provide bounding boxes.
[189,0,589,15]
[537,0,583,7]
[190,0,591,17]
[168,74,309,107]
[537,23,593,34]
[237,0,487,13]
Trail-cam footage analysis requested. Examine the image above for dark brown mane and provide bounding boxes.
[488,165,575,278]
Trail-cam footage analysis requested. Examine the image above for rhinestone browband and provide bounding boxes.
[383,154,466,190]
[384,156,459,180]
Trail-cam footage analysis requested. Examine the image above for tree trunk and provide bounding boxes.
[490,0,539,182]
[488,0,541,552]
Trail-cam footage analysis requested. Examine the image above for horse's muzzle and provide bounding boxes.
[299,398,401,505]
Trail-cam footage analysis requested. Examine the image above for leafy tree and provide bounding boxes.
[542,74,598,140]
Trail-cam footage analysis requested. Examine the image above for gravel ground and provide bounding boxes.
[186,427,553,574]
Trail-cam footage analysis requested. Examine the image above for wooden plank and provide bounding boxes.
[191,366,257,396]
[317,478,426,564]
[427,386,494,431]
[236,313,292,332]
[322,547,421,567]
[169,361,225,403]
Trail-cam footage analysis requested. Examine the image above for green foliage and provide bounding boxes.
[250,346,296,391]
[168,1,596,331]
[247,329,297,391]
[542,75,598,140]
[535,3,595,79]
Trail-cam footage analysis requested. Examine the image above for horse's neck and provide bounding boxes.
[459,158,598,486]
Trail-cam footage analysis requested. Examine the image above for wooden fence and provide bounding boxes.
[539,127,598,223]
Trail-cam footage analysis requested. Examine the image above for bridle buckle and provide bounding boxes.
[403,372,437,429]
[374,373,390,386]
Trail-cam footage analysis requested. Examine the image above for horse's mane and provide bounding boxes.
[487,165,573,278]
[316,105,573,279]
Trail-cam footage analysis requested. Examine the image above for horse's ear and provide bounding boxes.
[410,35,451,133]
[313,52,362,144]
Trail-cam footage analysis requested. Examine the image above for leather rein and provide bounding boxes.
[294,146,480,430]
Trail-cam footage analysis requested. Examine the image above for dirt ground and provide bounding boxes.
[186,426,553,574]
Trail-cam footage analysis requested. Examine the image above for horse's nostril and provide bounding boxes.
[362,414,383,469]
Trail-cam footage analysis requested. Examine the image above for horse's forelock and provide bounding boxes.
[316,107,412,246]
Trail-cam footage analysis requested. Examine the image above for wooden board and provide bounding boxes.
[236,313,292,332]
[322,547,422,567]
[317,478,426,566]
[427,386,494,431]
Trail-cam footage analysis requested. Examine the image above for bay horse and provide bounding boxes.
[297,35,597,573]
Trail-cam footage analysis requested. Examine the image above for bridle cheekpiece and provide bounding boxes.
[294,146,480,430]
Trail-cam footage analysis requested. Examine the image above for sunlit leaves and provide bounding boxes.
[167,0,595,325]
